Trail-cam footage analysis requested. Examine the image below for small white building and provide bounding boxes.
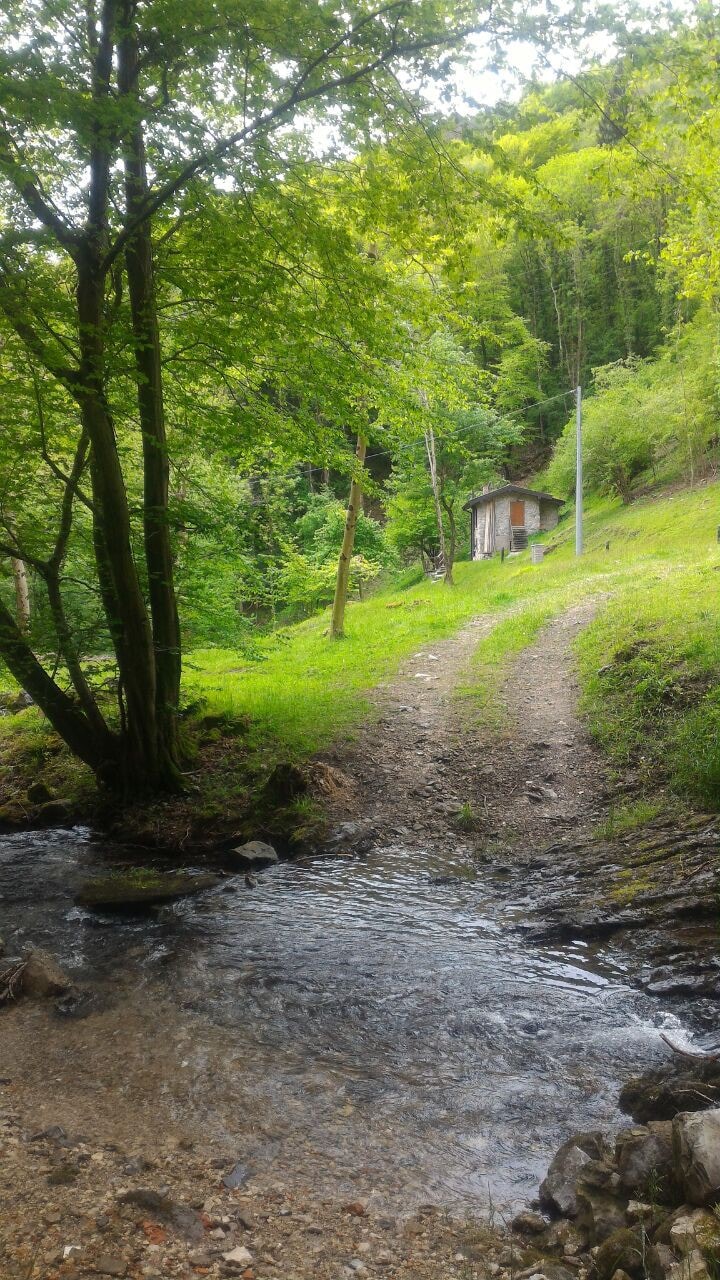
[464,484,564,559]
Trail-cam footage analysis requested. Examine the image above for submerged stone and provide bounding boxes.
[21,948,71,998]
[76,870,219,910]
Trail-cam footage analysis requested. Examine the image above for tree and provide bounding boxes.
[331,434,368,638]
[0,0,530,793]
[388,406,522,574]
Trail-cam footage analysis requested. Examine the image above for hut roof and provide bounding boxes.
[463,483,564,511]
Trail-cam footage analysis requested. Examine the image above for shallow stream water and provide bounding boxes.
[0,828,692,1212]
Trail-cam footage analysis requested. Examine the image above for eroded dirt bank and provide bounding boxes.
[1,601,715,1279]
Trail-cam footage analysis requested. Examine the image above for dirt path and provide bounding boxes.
[322,600,612,856]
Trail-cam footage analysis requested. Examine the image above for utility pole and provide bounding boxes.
[575,383,583,556]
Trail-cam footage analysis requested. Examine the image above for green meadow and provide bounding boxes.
[184,482,719,804]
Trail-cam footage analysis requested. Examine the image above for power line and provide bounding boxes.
[310,389,576,476]
[193,388,578,509]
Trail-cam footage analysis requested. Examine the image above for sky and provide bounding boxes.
[446,0,698,114]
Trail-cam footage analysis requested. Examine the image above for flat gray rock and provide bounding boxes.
[229,840,279,869]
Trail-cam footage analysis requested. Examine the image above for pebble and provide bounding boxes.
[223,1245,254,1267]
[343,1200,367,1216]
[95,1256,128,1277]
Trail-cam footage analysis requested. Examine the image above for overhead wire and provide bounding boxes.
[199,387,579,508]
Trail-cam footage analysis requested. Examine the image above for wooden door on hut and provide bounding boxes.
[510,498,525,528]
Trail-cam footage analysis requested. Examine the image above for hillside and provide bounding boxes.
[1,477,717,843]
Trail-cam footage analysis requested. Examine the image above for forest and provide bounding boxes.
[0,0,718,814]
[3,4,720,1279]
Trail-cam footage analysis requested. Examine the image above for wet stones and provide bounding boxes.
[673,1108,720,1205]
[536,1078,720,1280]
[620,1064,720,1124]
[76,870,220,910]
[539,1132,610,1217]
[20,948,71,999]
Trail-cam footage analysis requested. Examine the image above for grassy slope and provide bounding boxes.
[1,479,718,821]
[185,481,717,757]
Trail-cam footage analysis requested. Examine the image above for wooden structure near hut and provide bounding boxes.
[464,484,564,559]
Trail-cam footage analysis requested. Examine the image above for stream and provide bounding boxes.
[0,827,692,1213]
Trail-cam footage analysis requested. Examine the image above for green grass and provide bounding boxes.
[577,556,720,807]
[0,479,718,817]
[593,799,667,841]
[455,600,561,731]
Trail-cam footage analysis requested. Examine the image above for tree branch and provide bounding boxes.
[0,119,82,256]
[0,267,82,389]
[33,375,95,515]
[102,12,482,270]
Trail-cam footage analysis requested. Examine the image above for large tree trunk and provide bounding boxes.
[76,253,162,790]
[67,0,175,793]
[119,10,182,778]
[330,434,367,639]
[0,598,104,771]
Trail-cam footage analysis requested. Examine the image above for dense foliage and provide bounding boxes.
[1,2,719,792]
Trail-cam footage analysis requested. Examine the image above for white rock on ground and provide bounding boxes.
[222,1244,254,1266]
[229,840,279,869]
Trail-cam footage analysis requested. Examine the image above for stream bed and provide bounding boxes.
[0,827,693,1213]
